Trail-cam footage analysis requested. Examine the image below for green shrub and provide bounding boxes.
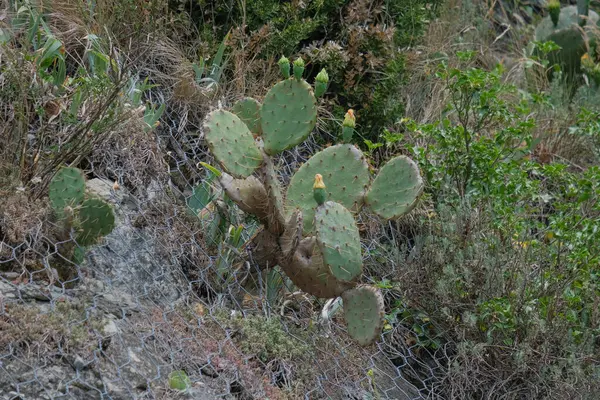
[381,50,600,396]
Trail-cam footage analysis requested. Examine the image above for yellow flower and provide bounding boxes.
[343,109,356,128]
[581,53,595,69]
[313,173,326,189]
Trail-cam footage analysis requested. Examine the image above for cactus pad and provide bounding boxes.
[341,285,385,346]
[76,198,115,246]
[204,109,263,178]
[366,156,423,220]
[260,79,317,155]
[232,97,262,136]
[285,144,370,233]
[315,201,362,283]
[281,236,354,299]
[219,173,269,222]
[49,167,86,213]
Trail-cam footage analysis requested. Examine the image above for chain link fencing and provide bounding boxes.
[0,107,459,399]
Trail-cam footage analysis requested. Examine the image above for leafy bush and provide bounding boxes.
[379,49,600,397]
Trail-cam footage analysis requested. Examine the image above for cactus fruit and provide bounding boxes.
[548,0,560,27]
[77,198,115,246]
[341,285,385,346]
[49,167,86,214]
[278,55,290,79]
[313,174,326,206]
[314,68,329,98]
[203,109,263,178]
[260,79,317,155]
[199,56,425,346]
[342,109,356,142]
[534,4,600,80]
[232,97,262,136]
[293,57,305,80]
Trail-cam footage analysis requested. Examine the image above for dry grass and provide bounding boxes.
[0,300,103,357]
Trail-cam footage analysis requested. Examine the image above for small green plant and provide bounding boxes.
[408,54,536,200]
[199,56,424,346]
[231,315,311,363]
[168,370,191,391]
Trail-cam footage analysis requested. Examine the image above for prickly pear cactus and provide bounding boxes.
[534,3,600,79]
[342,285,385,346]
[199,56,424,346]
[49,167,116,248]
[77,198,116,246]
[260,78,317,155]
[49,167,86,214]
[315,201,362,283]
[204,110,263,178]
[286,144,370,234]
[366,156,424,219]
[232,97,262,136]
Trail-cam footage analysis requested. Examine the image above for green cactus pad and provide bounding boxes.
[49,167,86,213]
[366,156,423,220]
[341,285,385,346]
[76,198,115,246]
[204,109,263,178]
[260,79,317,155]
[314,201,362,283]
[232,97,262,136]
[285,144,370,234]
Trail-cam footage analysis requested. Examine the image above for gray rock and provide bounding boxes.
[85,223,186,305]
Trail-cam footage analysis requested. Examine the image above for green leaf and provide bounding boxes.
[193,58,205,83]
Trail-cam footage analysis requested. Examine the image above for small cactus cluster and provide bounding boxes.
[200,56,424,345]
[534,0,599,79]
[49,167,116,247]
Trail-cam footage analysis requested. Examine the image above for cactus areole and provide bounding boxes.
[200,56,424,346]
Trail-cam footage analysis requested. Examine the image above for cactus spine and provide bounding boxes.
[200,56,424,346]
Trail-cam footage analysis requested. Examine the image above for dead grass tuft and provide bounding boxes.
[0,194,48,245]
[0,301,103,358]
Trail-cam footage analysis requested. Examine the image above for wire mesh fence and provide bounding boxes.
[0,110,454,399]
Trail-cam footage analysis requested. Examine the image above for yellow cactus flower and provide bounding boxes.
[343,109,356,128]
[313,173,326,189]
